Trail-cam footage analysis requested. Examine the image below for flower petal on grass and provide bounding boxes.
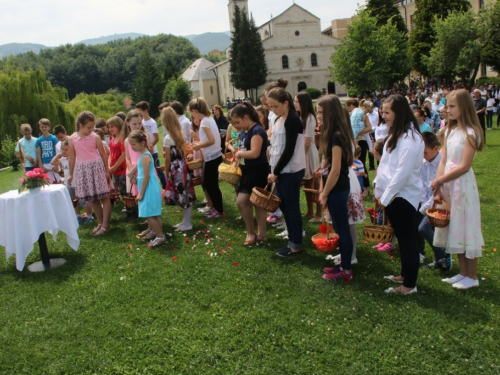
[172,256,177,261]
[220,250,227,254]
[234,262,239,266]
[127,245,132,250]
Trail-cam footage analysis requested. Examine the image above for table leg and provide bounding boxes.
[27,232,67,272]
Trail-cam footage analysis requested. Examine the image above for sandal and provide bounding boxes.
[244,234,256,246]
[143,231,156,240]
[93,227,109,236]
[147,237,166,248]
[136,229,151,238]
[256,235,268,243]
[92,224,102,234]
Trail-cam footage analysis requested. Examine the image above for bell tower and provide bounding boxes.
[228,0,249,34]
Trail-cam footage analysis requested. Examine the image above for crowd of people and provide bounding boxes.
[13,77,486,293]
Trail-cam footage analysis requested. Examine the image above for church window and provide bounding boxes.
[311,53,318,67]
[295,31,300,36]
[282,55,289,69]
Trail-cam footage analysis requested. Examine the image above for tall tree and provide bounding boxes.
[229,6,268,99]
[408,0,470,76]
[131,48,164,118]
[426,10,481,84]
[329,9,410,95]
[366,0,407,35]
[162,77,193,107]
[478,1,500,74]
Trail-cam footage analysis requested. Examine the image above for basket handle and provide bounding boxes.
[432,200,448,215]
[263,183,277,199]
[322,213,330,240]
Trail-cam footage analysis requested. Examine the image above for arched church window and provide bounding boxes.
[282,55,289,69]
[311,53,318,67]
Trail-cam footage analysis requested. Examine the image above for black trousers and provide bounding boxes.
[358,140,370,188]
[385,198,419,288]
[479,116,486,145]
[202,156,224,214]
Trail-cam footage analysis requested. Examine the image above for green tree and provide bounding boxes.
[329,9,410,95]
[131,48,164,118]
[162,77,193,107]
[426,10,481,84]
[366,0,407,35]
[67,92,127,121]
[229,6,268,100]
[478,1,500,73]
[408,0,470,76]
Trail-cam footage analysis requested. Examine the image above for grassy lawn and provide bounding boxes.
[0,129,499,374]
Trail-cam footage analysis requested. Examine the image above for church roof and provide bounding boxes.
[181,58,215,82]
[258,3,320,29]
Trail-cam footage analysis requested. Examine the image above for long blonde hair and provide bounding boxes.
[446,90,484,151]
[161,107,185,153]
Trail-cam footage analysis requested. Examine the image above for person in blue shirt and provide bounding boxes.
[15,124,38,172]
[413,108,433,133]
[35,118,60,182]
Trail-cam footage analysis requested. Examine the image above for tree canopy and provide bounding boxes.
[478,1,500,74]
[366,0,407,35]
[408,0,470,76]
[329,9,410,95]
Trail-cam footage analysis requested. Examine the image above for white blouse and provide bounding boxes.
[374,125,424,209]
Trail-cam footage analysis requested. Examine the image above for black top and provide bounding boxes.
[321,133,350,193]
[474,97,487,120]
[273,111,303,175]
[214,116,229,131]
[241,124,269,166]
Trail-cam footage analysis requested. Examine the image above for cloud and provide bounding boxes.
[0,0,366,46]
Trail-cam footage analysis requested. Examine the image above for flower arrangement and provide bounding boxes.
[18,168,51,193]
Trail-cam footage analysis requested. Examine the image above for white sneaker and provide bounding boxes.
[452,277,479,289]
[419,254,425,264]
[277,230,288,237]
[302,230,306,238]
[442,274,465,284]
[332,254,358,265]
[197,206,210,213]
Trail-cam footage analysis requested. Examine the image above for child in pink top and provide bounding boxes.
[68,111,113,236]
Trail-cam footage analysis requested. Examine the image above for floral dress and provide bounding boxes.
[163,135,195,209]
[434,127,484,258]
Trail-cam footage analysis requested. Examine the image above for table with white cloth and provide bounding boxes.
[0,184,80,271]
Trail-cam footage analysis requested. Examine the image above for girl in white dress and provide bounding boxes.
[432,89,484,290]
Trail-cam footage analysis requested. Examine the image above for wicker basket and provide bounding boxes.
[222,140,236,162]
[250,183,281,212]
[426,201,450,228]
[123,185,138,208]
[187,159,203,170]
[312,217,339,253]
[219,157,241,185]
[191,176,202,186]
[363,209,394,243]
[156,165,165,173]
[109,191,120,201]
[304,188,320,203]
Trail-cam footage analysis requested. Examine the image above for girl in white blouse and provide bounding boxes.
[375,95,424,295]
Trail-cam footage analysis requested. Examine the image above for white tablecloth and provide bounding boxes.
[0,184,80,271]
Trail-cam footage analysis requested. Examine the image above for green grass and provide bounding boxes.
[1,129,500,374]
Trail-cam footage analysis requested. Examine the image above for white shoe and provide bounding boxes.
[173,223,183,229]
[197,206,210,213]
[419,254,425,264]
[385,286,417,294]
[175,226,192,232]
[276,230,288,237]
[331,254,357,265]
[452,277,479,289]
[302,230,306,238]
[442,274,465,284]
[384,275,404,284]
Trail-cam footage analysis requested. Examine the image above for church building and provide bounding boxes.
[191,1,347,105]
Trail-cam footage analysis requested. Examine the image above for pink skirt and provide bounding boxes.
[74,159,114,202]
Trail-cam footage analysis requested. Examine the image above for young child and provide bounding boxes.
[95,118,111,146]
[68,111,112,235]
[15,124,37,172]
[51,139,94,225]
[93,129,110,158]
[162,107,196,231]
[417,132,451,271]
[53,125,68,154]
[188,97,224,218]
[317,95,354,281]
[352,145,366,192]
[107,116,127,200]
[35,118,60,182]
[432,89,484,290]
[135,101,167,189]
[128,130,165,247]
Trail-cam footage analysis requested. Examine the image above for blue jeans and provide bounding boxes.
[418,215,447,261]
[153,152,167,189]
[275,169,304,249]
[486,110,494,129]
[327,189,353,270]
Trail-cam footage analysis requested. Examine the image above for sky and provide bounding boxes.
[0,0,367,46]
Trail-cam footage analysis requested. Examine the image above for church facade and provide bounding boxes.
[197,1,346,106]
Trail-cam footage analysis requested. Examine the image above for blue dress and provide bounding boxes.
[137,151,162,218]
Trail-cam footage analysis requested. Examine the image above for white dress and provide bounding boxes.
[434,127,484,258]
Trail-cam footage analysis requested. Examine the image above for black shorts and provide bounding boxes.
[238,164,268,194]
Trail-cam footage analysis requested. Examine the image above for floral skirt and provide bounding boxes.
[347,167,365,225]
[74,159,113,203]
[165,146,196,209]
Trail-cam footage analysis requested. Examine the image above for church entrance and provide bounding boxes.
[328,82,336,94]
[298,81,307,92]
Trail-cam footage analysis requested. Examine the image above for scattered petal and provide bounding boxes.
[363,241,368,244]
[126,245,132,250]
[191,245,197,249]
[172,256,177,261]
[128,253,132,257]
[227,246,232,249]
[220,250,227,254]
[494,248,497,252]
[185,238,190,243]
[481,277,486,281]
[234,262,239,266]
[170,247,175,251]
[120,276,125,280]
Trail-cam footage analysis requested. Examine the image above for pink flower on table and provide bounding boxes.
[19,178,26,184]
[26,171,37,178]
[33,168,43,174]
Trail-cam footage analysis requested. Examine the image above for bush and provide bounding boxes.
[163,77,193,107]
[475,76,500,87]
[302,88,322,99]
[0,136,21,171]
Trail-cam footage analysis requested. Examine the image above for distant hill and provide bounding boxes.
[0,31,232,58]
[0,43,46,58]
[77,32,146,45]
[189,32,231,55]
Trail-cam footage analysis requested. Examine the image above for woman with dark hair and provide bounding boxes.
[212,104,229,152]
[294,91,320,221]
[317,95,355,282]
[376,94,424,294]
[267,86,305,257]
